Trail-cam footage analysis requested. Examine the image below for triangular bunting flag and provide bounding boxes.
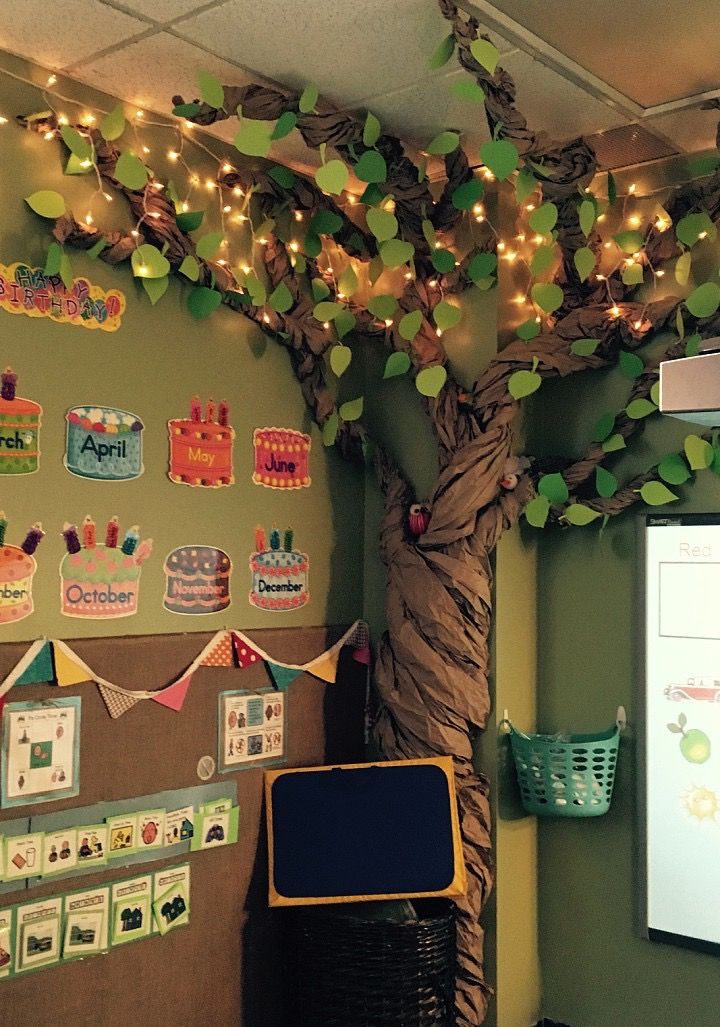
[54,644,94,687]
[15,641,54,685]
[97,682,142,720]
[266,663,302,691]
[151,673,193,711]
[232,632,264,669]
[306,651,339,683]
[200,631,234,667]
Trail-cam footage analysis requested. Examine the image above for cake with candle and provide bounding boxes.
[65,405,144,481]
[252,427,311,489]
[163,545,232,615]
[168,396,234,488]
[0,368,42,475]
[249,526,309,612]
[0,516,44,624]
[60,516,153,619]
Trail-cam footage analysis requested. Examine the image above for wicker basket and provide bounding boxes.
[503,711,624,818]
[285,899,456,1026]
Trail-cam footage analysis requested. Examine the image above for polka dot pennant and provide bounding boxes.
[200,631,234,667]
[231,631,264,669]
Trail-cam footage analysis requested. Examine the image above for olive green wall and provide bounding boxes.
[0,53,363,642]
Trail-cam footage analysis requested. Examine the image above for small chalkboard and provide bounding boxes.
[265,757,465,906]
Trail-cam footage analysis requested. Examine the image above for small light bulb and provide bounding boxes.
[263,313,271,324]
[514,293,525,304]
[190,174,200,185]
[429,279,438,288]
[233,186,243,196]
[323,321,330,330]
[634,319,643,329]
[217,259,227,266]
[223,204,232,213]
[289,241,299,253]
[148,212,161,219]
[181,201,189,212]
[628,183,636,194]
[472,203,484,215]
[532,234,544,244]
[85,212,93,225]
[258,237,268,245]
[184,120,194,130]
[483,169,495,181]
[629,215,640,227]
[43,130,54,140]
[497,241,506,252]
[384,319,393,327]
[535,316,541,324]
[595,273,606,281]
[294,211,304,221]
[475,215,485,223]
[654,269,665,277]
[699,231,708,240]
[235,214,249,223]
[135,109,144,119]
[597,213,606,222]
[168,150,179,161]
[47,74,57,86]
[241,265,251,275]
[337,292,345,300]
[347,194,357,205]
[58,114,68,125]
[436,328,443,337]
[205,179,216,191]
[131,229,140,238]
[79,158,92,169]
[404,271,413,280]
[516,233,526,242]
[604,241,612,249]
[609,304,620,317]
[142,146,151,155]
[103,192,113,202]
[82,112,95,125]
[222,162,233,173]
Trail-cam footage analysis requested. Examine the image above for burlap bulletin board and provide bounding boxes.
[0,627,366,1027]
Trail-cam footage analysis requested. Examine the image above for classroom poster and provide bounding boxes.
[1,698,81,808]
[218,689,285,772]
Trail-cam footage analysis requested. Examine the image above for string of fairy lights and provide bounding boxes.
[0,59,709,337]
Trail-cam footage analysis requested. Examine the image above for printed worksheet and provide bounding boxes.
[2,699,80,807]
[220,690,285,769]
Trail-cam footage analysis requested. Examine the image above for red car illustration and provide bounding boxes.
[665,678,720,702]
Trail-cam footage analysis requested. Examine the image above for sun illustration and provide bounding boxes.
[682,785,720,822]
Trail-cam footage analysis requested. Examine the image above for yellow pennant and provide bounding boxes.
[53,643,94,686]
[306,651,339,683]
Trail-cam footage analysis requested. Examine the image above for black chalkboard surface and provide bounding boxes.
[265,758,465,905]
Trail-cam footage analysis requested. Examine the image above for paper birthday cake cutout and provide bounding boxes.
[0,515,44,624]
[65,405,144,481]
[249,525,309,612]
[168,395,234,488]
[0,368,42,476]
[163,546,232,615]
[60,516,152,619]
[252,427,311,489]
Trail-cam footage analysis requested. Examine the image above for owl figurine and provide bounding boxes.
[408,503,431,537]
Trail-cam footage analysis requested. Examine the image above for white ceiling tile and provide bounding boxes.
[644,108,720,155]
[0,0,145,70]
[101,0,223,25]
[173,0,453,103]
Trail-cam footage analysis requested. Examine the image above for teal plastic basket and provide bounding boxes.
[502,711,624,817]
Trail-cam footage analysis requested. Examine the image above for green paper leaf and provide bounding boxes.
[166,179,181,210]
[430,33,455,69]
[626,398,657,419]
[452,178,484,210]
[422,219,437,249]
[607,171,617,204]
[516,166,537,204]
[570,337,599,356]
[368,294,397,320]
[322,412,338,447]
[713,446,720,477]
[470,37,499,74]
[86,237,107,260]
[622,262,644,286]
[427,131,460,156]
[269,281,294,313]
[368,254,384,285]
[197,68,224,108]
[339,396,364,421]
[330,345,352,377]
[311,278,331,302]
[517,319,541,341]
[684,434,713,470]
[299,83,319,114]
[338,264,358,297]
[176,210,204,232]
[25,189,65,218]
[574,246,595,282]
[366,207,398,242]
[268,165,296,188]
[313,301,344,322]
[188,286,222,319]
[360,183,385,205]
[272,111,297,140]
[416,365,448,398]
[335,309,356,339]
[595,466,618,498]
[528,202,558,236]
[579,198,596,237]
[480,138,519,181]
[115,152,149,190]
[234,121,272,157]
[142,275,169,305]
[530,244,557,277]
[315,159,349,195]
[686,281,720,319]
[564,504,601,526]
[179,255,200,281]
[196,231,225,260]
[100,104,125,141]
[613,230,644,254]
[44,242,62,276]
[676,307,685,339]
[450,80,485,103]
[64,153,93,175]
[433,300,461,331]
[245,273,266,306]
[619,350,644,378]
[172,102,201,118]
[531,281,563,313]
[650,381,660,406]
[659,453,691,485]
[538,473,568,505]
[363,111,382,146]
[131,243,170,279]
[431,248,456,274]
[676,211,715,248]
[468,250,497,282]
[399,310,423,340]
[383,352,411,378]
[60,124,92,161]
[685,333,701,357]
[509,369,542,399]
[675,250,692,286]
[525,495,550,528]
[355,150,387,183]
[59,252,73,290]
[640,481,679,506]
[474,277,496,291]
[309,211,343,236]
[602,433,626,453]
[593,413,615,442]
[380,239,415,268]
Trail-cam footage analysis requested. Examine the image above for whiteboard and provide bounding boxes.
[645,515,720,952]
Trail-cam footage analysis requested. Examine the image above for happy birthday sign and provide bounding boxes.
[0,262,125,333]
